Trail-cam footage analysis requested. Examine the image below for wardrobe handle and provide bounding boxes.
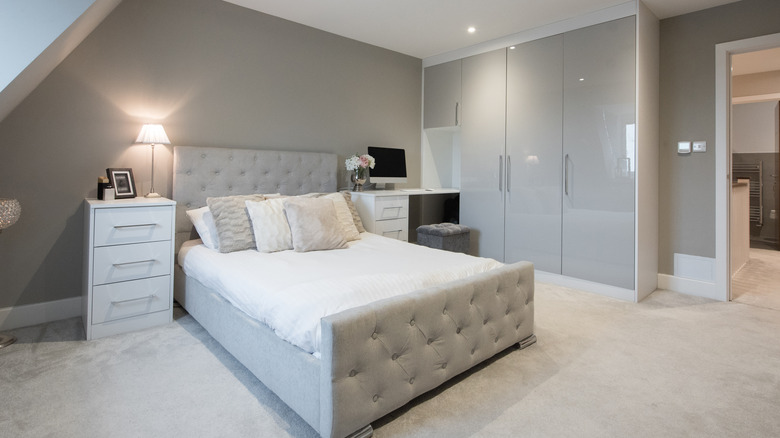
[506,156,511,193]
[564,154,570,196]
[499,155,503,192]
[455,102,459,126]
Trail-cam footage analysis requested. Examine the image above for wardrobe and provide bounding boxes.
[425,8,659,301]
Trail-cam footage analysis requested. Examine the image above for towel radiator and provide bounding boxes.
[733,162,763,226]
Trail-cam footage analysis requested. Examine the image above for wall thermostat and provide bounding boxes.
[678,141,691,154]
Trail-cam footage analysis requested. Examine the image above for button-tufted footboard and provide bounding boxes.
[319,262,535,438]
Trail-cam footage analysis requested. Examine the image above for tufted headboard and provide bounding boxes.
[172,146,338,250]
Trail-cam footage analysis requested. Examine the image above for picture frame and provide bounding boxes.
[106,168,137,199]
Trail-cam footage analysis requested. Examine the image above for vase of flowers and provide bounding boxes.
[345,153,375,191]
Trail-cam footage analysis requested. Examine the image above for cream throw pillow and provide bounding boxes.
[207,194,266,253]
[185,206,220,250]
[245,199,293,253]
[283,197,348,252]
[324,193,360,241]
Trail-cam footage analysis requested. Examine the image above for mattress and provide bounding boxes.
[178,233,503,356]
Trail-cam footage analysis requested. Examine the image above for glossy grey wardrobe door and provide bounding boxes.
[505,35,564,272]
[424,60,461,129]
[562,17,636,289]
[460,49,507,259]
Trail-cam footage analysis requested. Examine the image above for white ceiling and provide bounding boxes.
[224,0,741,59]
[733,47,780,76]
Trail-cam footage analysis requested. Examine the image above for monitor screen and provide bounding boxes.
[367,146,407,185]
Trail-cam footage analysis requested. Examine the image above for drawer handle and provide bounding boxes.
[112,259,157,267]
[382,230,402,235]
[111,294,158,305]
[114,223,158,229]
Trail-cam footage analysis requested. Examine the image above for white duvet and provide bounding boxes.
[179,233,503,357]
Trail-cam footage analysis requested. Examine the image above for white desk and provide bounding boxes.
[350,189,460,242]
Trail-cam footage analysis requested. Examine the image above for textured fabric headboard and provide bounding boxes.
[172,146,338,250]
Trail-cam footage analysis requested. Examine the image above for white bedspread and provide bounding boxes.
[179,233,503,356]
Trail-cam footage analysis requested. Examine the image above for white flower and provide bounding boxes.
[345,154,375,171]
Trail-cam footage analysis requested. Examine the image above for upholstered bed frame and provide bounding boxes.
[172,146,536,438]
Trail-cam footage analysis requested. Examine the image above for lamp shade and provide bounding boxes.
[0,198,21,230]
[135,124,171,145]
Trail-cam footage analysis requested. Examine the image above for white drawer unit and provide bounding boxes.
[350,192,410,241]
[83,198,176,340]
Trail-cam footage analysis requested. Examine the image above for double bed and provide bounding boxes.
[172,146,536,438]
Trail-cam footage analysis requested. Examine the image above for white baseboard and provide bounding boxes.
[657,274,720,301]
[0,296,82,331]
[535,271,636,302]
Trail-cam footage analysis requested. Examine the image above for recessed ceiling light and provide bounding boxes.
[509,46,516,50]
[467,26,476,34]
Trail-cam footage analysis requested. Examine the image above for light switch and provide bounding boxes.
[678,141,691,154]
[693,141,706,152]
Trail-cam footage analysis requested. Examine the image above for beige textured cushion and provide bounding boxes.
[324,193,360,241]
[283,197,348,252]
[341,191,366,233]
[245,199,293,253]
[207,194,266,253]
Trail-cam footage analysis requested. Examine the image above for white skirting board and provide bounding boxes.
[657,274,720,301]
[0,296,82,331]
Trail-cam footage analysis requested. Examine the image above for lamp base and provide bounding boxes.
[145,192,161,198]
[0,333,16,349]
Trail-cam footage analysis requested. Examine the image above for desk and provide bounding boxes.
[350,189,460,242]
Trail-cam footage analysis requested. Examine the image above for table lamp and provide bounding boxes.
[0,198,21,348]
[135,124,171,198]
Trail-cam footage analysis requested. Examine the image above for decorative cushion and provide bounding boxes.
[245,199,293,253]
[324,193,360,241]
[207,194,266,253]
[283,197,348,252]
[341,191,366,233]
[185,206,220,250]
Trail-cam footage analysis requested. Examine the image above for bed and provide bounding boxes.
[172,146,536,438]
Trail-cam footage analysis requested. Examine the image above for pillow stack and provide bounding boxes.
[186,191,364,253]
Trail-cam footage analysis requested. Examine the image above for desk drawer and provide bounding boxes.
[93,241,172,285]
[374,218,408,241]
[374,196,408,220]
[92,276,171,324]
[94,206,172,247]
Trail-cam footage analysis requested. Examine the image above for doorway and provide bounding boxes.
[715,33,780,305]
[730,48,780,310]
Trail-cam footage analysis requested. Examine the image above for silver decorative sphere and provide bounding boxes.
[0,198,21,230]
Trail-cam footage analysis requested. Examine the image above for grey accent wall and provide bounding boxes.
[0,0,421,309]
[658,0,780,275]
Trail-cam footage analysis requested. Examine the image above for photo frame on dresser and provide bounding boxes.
[106,168,137,199]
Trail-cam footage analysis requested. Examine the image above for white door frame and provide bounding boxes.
[715,32,780,302]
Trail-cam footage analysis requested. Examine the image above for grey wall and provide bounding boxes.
[658,0,780,275]
[0,0,421,309]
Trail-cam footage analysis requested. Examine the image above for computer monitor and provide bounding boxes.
[367,146,407,188]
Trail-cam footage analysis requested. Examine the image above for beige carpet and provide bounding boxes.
[732,248,780,311]
[2,283,779,437]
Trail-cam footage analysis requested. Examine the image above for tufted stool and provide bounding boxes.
[416,223,470,253]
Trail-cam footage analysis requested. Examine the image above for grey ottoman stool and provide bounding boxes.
[416,223,470,253]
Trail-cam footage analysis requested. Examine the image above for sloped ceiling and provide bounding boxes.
[0,0,121,123]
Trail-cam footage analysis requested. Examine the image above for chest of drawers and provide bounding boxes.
[82,198,176,340]
[350,192,410,241]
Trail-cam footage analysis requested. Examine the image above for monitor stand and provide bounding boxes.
[374,183,387,190]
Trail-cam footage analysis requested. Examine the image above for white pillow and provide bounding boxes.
[324,192,360,241]
[245,199,293,253]
[185,206,219,250]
